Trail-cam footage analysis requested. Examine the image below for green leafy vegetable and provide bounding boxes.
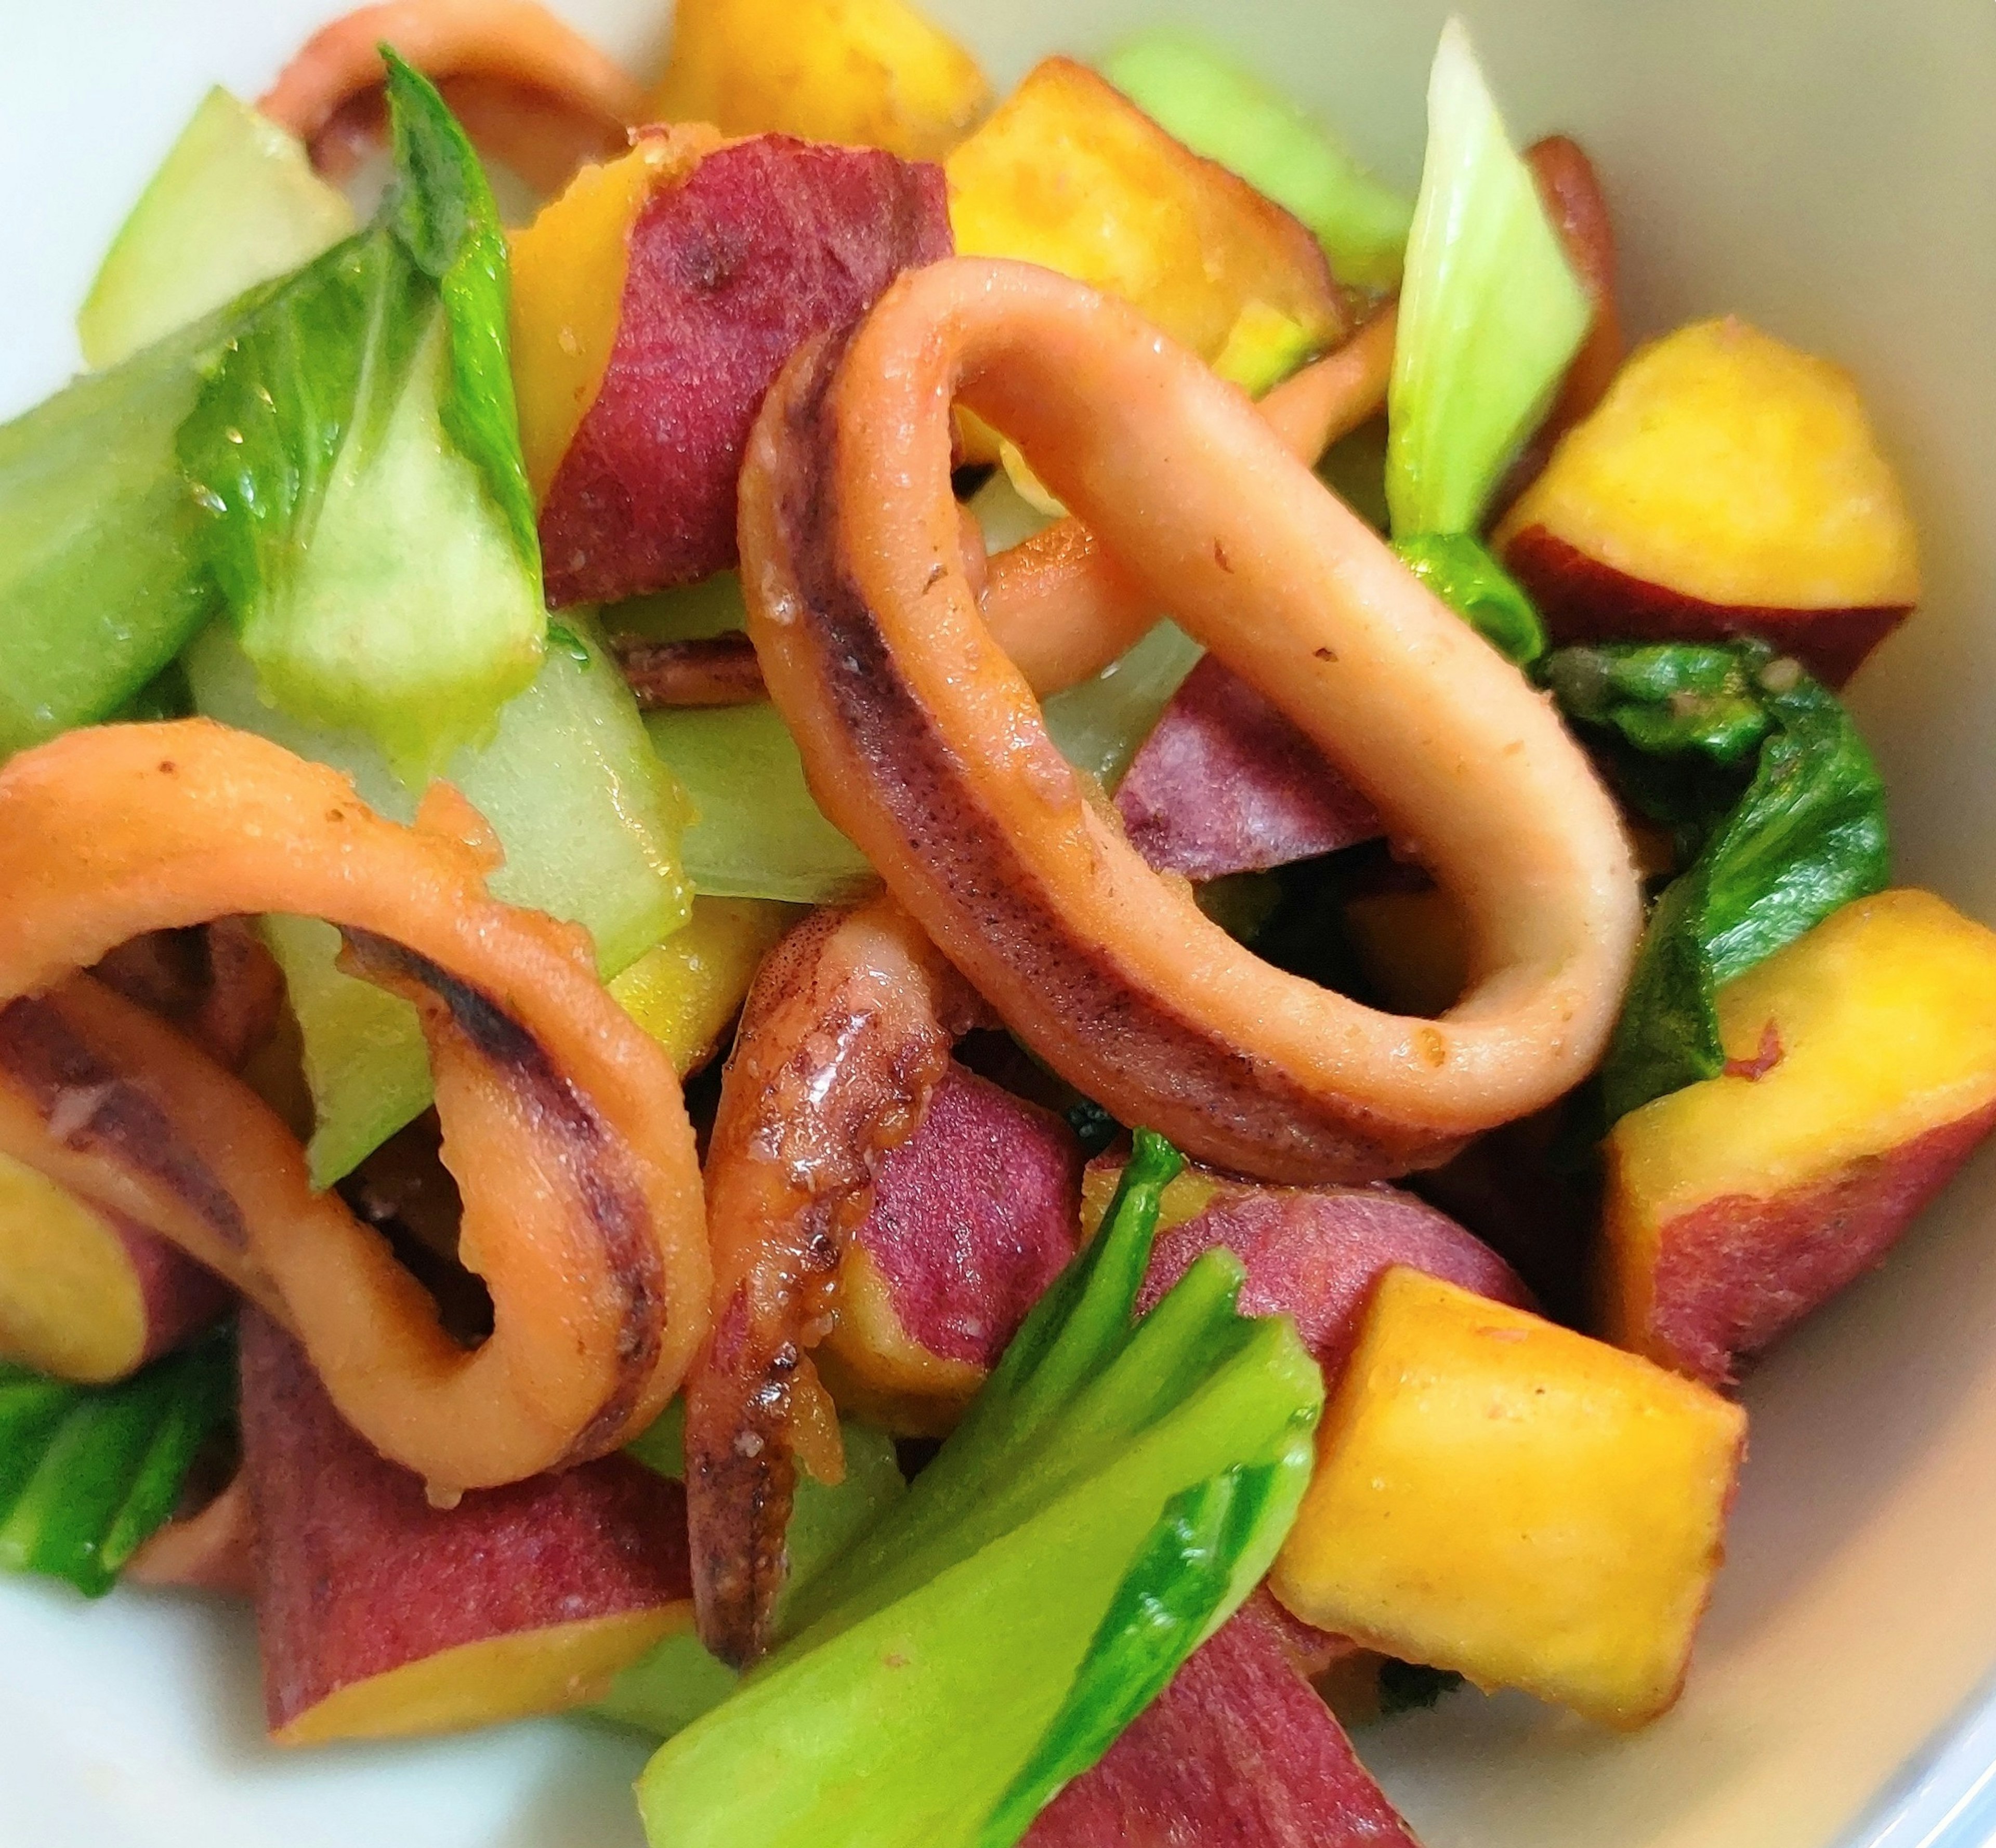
[178,52,544,782]
[638,1131,1323,1848]
[187,613,691,1185]
[78,87,356,371]
[1385,19,1590,537]
[1392,530,1545,664]
[1098,29,1413,292]
[0,1330,234,1598]
[0,309,238,757]
[1549,641,1890,1119]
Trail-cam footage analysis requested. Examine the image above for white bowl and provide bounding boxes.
[2,4,1993,1845]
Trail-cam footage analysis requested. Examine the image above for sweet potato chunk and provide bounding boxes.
[241,1311,694,1745]
[609,896,794,1077]
[1025,1593,1420,1847]
[1496,317,1920,684]
[523,133,952,604]
[0,1147,227,1383]
[1271,1268,1744,1728]
[1603,889,1996,1386]
[650,0,990,161]
[816,1063,1082,1434]
[1113,656,1381,880]
[946,59,1348,406]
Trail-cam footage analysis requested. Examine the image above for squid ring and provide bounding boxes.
[259,0,644,190]
[0,720,707,1496]
[739,258,1642,1184]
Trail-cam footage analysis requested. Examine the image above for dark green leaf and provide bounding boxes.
[0,1328,235,1598]
[380,49,538,565]
[1552,641,1892,1120]
[980,1463,1283,1846]
[1393,530,1546,664]
[1377,1659,1465,1716]
[177,62,543,782]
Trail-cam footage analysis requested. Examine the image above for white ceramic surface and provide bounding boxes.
[2,3,1993,1845]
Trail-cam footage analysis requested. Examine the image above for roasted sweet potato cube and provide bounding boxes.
[945,58,1348,414]
[650,0,990,161]
[0,1149,227,1383]
[1603,889,1996,1387]
[514,130,952,604]
[1270,1266,1744,1728]
[242,1311,694,1746]
[1496,317,1920,684]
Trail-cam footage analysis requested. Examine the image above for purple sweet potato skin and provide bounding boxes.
[1138,1179,1531,1380]
[853,1062,1083,1368]
[1114,656,1382,880]
[1025,1593,1422,1847]
[541,136,953,605]
[239,1311,692,1734]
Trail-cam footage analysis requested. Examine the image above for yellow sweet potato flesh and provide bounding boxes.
[0,1150,150,1383]
[946,59,1346,399]
[1496,316,1920,612]
[609,897,795,1076]
[649,0,990,161]
[508,130,717,501]
[1602,890,1996,1370]
[275,1605,689,1746]
[1271,1267,1744,1728]
[815,1244,986,1437]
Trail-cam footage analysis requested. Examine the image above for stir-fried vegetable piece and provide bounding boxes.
[0,1328,234,1598]
[1392,530,1545,665]
[179,52,545,782]
[79,87,355,370]
[1098,29,1412,293]
[638,1132,1323,1848]
[188,616,690,1185]
[1385,19,1590,539]
[0,312,233,758]
[1548,639,1890,1119]
[596,1403,907,1739]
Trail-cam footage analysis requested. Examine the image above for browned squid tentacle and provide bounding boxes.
[686,895,980,1666]
[0,720,707,1499]
[739,258,1642,1184]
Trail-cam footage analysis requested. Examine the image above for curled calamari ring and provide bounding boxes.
[739,258,1642,1184]
[260,0,644,190]
[624,305,1399,711]
[0,720,707,1495]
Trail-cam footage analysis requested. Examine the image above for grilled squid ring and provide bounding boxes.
[260,0,643,191]
[624,305,1399,712]
[739,258,1642,1183]
[0,720,707,1496]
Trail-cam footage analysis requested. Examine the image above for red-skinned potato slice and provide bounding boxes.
[1133,1173,1532,1380]
[1603,890,1996,1385]
[815,1061,1082,1433]
[1024,1593,1420,1848]
[1496,318,1920,685]
[259,0,642,186]
[0,720,707,1497]
[740,258,1641,1184]
[686,895,980,1665]
[1113,655,1382,880]
[0,1147,230,1384]
[539,134,953,606]
[242,1312,693,1744]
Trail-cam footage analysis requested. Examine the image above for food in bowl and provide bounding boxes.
[0,1,1981,1842]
